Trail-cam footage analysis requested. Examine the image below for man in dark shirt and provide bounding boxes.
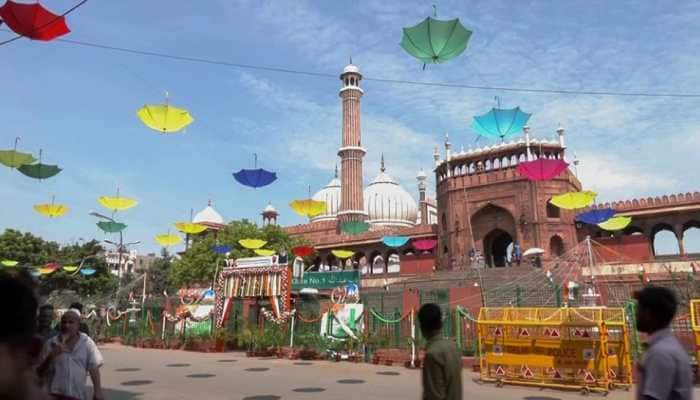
[418,303,462,400]
[69,302,90,336]
[37,304,58,341]
[635,286,692,400]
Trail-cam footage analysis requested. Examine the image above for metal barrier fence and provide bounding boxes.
[478,307,632,394]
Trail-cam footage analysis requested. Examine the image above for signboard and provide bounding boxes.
[225,255,278,269]
[292,270,360,290]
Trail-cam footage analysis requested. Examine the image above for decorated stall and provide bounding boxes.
[214,255,292,327]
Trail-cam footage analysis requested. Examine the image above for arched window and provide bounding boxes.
[469,163,476,174]
[549,236,565,257]
[519,154,526,162]
[493,158,500,169]
[652,224,680,256]
[502,157,509,168]
[485,160,491,170]
[546,199,560,219]
[387,253,400,274]
[511,155,518,165]
[683,221,700,254]
[372,255,385,275]
[443,245,449,256]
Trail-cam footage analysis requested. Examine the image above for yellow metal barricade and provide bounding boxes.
[689,300,700,363]
[478,307,632,394]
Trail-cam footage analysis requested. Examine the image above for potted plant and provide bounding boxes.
[238,327,255,357]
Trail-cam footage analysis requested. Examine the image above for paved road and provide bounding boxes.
[95,344,664,400]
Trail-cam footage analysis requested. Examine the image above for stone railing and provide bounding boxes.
[592,192,700,212]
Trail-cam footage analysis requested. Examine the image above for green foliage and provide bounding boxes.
[0,229,118,298]
[147,248,173,295]
[169,220,307,287]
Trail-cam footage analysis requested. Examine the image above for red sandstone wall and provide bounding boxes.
[400,254,436,275]
[594,235,653,262]
[449,286,483,317]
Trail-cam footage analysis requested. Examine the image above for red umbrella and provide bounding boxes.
[516,158,568,181]
[413,239,437,251]
[292,245,315,258]
[0,0,70,41]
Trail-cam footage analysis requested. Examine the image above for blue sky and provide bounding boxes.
[1,0,699,254]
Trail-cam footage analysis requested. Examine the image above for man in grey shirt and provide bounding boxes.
[635,286,693,400]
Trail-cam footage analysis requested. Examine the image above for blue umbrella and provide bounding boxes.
[211,245,231,254]
[472,100,531,140]
[382,235,410,248]
[576,208,616,224]
[80,268,96,276]
[233,153,277,188]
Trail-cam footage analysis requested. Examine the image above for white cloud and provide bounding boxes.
[576,152,679,202]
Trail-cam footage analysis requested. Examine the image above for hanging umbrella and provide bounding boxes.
[80,268,96,276]
[239,239,266,249]
[33,198,68,218]
[598,216,632,231]
[254,249,276,256]
[62,265,78,273]
[96,221,127,233]
[155,233,181,247]
[331,250,354,259]
[550,191,597,210]
[211,245,231,254]
[289,199,326,218]
[17,149,62,180]
[98,191,138,211]
[233,153,277,189]
[413,239,437,251]
[0,137,35,168]
[38,262,59,274]
[382,236,410,248]
[400,6,472,68]
[472,104,532,140]
[340,221,370,235]
[516,158,568,181]
[0,0,70,41]
[576,208,616,225]
[175,222,207,234]
[30,270,41,277]
[137,92,194,133]
[292,245,315,258]
[1,260,18,267]
[522,248,545,257]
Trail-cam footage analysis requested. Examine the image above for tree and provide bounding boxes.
[169,220,306,288]
[0,229,118,298]
[147,248,174,295]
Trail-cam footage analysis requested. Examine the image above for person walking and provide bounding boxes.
[417,303,462,400]
[39,309,104,400]
[68,303,90,337]
[635,286,693,400]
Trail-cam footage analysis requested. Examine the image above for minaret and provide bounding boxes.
[337,62,368,223]
[261,202,278,226]
[416,169,429,225]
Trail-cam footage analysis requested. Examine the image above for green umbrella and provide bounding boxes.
[400,6,472,68]
[340,220,370,235]
[17,150,62,180]
[0,137,35,168]
[97,221,127,233]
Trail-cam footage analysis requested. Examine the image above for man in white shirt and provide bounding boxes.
[635,286,693,400]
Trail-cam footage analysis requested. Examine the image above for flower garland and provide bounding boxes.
[261,307,295,324]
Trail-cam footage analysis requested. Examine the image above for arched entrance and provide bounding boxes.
[483,229,514,267]
[471,204,517,267]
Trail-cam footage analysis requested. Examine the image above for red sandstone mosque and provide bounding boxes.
[193,63,699,309]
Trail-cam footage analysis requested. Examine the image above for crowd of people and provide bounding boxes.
[0,270,104,400]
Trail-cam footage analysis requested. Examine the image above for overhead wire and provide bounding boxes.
[3,31,699,99]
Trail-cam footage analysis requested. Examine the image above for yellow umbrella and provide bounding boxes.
[239,239,266,249]
[39,267,56,275]
[155,233,182,247]
[63,265,78,272]
[33,202,69,218]
[98,195,138,211]
[289,199,326,218]
[331,250,354,259]
[137,92,194,133]
[598,216,632,231]
[175,222,207,234]
[1,260,18,267]
[254,249,276,256]
[549,190,597,210]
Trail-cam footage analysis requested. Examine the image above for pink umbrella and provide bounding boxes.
[516,159,568,181]
[413,239,438,251]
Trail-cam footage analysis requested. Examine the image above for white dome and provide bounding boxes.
[193,202,224,225]
[310,175,341,222]
[263,202,277,214]
[342,63,360,75]
[364,169,417,228]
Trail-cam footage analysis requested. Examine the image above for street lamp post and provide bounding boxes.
[90,211,140,278]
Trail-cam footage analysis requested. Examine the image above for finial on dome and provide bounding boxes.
[208,199,212,207]
[380,153,386,172]
[349,56,352,64]
[334,164,338,178]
